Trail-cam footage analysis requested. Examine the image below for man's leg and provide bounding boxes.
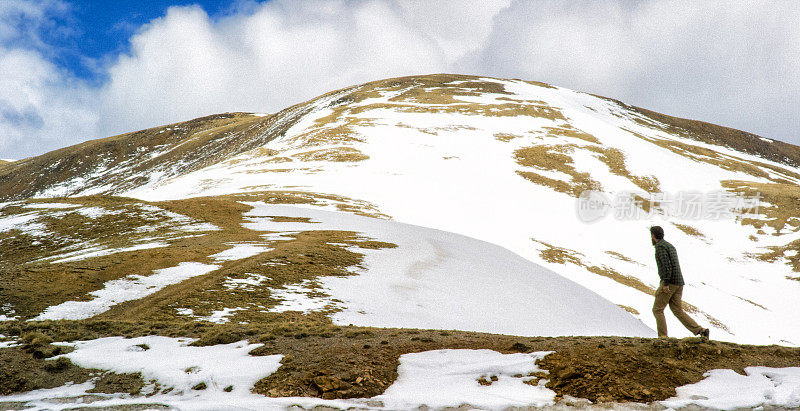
[652,285,671,338]
[667,285,704,335]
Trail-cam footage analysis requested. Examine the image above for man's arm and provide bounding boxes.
[655,245,674,285]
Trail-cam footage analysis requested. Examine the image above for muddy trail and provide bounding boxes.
[1,320,799,406]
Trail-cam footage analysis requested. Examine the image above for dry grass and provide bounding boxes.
[513,140,660,198]
[605,251,645,266]
[744,238,800,273]
[514,145,602,197]
[531,238,727,329]
[584,145,661,193]
[542,126,600,144]
[612,99,800,169]
[291,147,369,162]
[623,127,798,184]
[672,223,706,239]
[532,239,655,295]
[617,305,640,315]
[722,180,800,235]
[494,133,522,142]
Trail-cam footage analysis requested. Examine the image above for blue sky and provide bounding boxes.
[1,0,799,160]
[31,1,239,81]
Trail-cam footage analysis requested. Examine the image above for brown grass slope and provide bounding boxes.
[0,113,257,201]
[0,106,323,201]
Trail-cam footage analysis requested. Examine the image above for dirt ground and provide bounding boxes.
[2,320,798,405]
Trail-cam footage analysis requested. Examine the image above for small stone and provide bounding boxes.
[313,375,345,392]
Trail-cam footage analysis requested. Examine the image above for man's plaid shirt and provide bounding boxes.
[654,239,685,286]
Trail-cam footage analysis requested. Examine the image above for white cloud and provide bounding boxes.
[1,0,799,159]
[0,0,97,160]
[467,0,800,142]
[97,0,451,137]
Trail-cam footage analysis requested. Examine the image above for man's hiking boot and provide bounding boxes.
[698,328,710,340]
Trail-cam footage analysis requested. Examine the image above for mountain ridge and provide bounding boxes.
[4,73,800,346]
[3,74,799,201]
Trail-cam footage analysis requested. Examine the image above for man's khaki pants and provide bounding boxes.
[652,283,703,338]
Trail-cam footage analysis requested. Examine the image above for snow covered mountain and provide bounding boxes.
[3,74,800,346]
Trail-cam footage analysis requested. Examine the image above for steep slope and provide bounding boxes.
[3,74,800,346]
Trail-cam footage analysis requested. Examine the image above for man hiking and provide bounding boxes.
[650,226,710,339]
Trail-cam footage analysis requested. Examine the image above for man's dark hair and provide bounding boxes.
[650,225,665,240]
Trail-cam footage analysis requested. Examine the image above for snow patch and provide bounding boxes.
[22,203,80,209]
[47,241,169,264]
[663,367,800,409]
[31,262,219,320]
[223,273,269,290]
[375,349,556,409]
[176,307,246,324]
[209,244,271,262]
[0,213,46,235]
[74,206,118,219]
[56,336,281,394]
[268,280,340,313]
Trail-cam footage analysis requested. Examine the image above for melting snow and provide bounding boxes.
[117,78,800,345]
[176,307,247,324]
[47,241,169,264]
[31,262,220,321]
[662,367,800,409]
[22,203,80,209]
[375,349,556,409]
[208,244,271,262]
[57,336,281,395]
[222,273,270,290]
[267,280,340,313]
[0,213,47,235]
[1,341,564,410]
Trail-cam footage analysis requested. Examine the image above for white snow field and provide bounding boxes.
[104,77,800,346]
[242,202,653,337]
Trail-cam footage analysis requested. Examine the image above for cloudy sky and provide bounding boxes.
[1,0,798,160]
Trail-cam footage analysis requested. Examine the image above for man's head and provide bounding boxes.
[650,225,664,245]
